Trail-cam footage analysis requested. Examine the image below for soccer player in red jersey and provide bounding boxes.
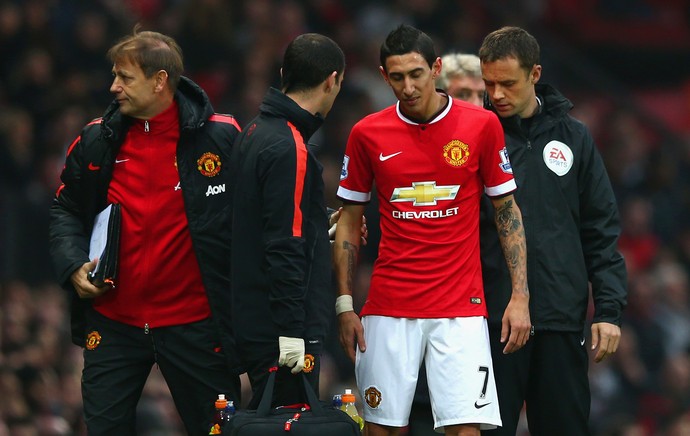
[333,24,531,436]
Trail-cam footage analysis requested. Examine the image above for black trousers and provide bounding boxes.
[82,309,241,436]
[245,352,321,409]
[482,326,591,436]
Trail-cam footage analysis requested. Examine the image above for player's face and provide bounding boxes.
[110,57,160,119]
[446,75,486,107]
[481,56,540,119]
[381,52,441,120]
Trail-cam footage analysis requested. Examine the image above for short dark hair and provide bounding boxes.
[478,26,540,73]
[107,25,184,91]
[281,33,345,93]
[380,24,437,72]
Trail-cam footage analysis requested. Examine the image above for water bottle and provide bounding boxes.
[341,389,364,431]
[209,394,228,435]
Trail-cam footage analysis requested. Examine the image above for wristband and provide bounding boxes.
[335,294,354,315]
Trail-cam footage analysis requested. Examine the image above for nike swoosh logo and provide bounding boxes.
[88,163,100,171]
[474,401,491,409]
[379,151,402,161]
[115,159,130,164]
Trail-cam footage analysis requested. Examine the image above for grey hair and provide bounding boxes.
[436,53,481,89]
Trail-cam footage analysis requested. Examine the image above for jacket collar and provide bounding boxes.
[259,87,324,142]
[100,76,214,141]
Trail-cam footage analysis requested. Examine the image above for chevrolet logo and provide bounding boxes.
[390,181,459,206]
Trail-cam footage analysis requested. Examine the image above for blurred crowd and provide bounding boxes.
[1,0,689,435]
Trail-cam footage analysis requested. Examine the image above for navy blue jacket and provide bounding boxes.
[229,88,333,360]
[480,83,627,332]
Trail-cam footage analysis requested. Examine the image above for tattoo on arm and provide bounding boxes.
[495,199,529,296]
[342,240,359,293]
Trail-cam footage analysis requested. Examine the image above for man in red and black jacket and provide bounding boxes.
[49,28,241,435]
[229,33,345,408]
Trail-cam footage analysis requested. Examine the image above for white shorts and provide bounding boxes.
[355,316,501,432]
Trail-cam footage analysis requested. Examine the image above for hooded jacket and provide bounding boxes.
[229,88,333,360]
[49,77,241,370]
[480,83,627,332]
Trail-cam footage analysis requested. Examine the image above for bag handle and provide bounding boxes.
[256,366,325,417]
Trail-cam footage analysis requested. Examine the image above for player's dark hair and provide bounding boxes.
[380,24,437,72]
[478,26,540,73]
[281,33,345,93]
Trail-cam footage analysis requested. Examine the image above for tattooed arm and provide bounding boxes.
[333,203,367,362]
[492,194,531,353]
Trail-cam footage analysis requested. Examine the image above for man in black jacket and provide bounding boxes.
[478,26,628,435]
[229,33,345,407]
[49,28,241,435]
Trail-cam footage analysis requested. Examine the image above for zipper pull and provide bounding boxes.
[144,323,150,335]
[144,120,150,133]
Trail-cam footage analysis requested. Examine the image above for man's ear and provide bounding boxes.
[530,65,542,84]
[324,71,338,93]
[431,56,442,80]
[154,70,169,92]
[379,66,389,85]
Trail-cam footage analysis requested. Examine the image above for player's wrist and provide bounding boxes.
[335,294,354,315]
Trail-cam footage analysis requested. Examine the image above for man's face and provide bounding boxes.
[481,56,540,119]
[446,75,486,107]
[381,52,441,120]
[110,57,160,119]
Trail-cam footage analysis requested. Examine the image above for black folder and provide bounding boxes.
[88,204,121,287]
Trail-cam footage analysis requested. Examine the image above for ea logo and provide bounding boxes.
[542,140,573,176]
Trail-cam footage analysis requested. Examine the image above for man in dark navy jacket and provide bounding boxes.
[229,33,345,407]
[478,26,628,436]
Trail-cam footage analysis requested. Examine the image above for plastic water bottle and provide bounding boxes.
[341,389,364,431]
[209,394,228,435]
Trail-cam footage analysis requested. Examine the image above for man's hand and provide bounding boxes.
[70,260,112,299]
[591,322,621,363]
[501,292,531,354]
[278,336,305,374]
[337,311,366,363]
[329,207,368,246]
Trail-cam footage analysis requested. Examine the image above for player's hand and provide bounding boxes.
[591,322,621,363]
[70,260,112,299]
[501,293,531,354]
[278,336,305,374]
[338,311,365,363]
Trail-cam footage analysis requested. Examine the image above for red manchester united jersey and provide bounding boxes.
[337,96,515,318]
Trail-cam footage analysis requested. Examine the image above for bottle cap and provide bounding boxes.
[342,389,356,403]
[215,394,228,409]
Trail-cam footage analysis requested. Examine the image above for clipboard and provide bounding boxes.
[88,204,121,287]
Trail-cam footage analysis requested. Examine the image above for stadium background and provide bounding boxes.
[1,0,689,434]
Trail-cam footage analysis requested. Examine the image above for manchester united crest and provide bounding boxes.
[86,331,101,350]
[303,354,315,373]
[443,140,470,167]
[197,152,221,177]
[364,386,382,409]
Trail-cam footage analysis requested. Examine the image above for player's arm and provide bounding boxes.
[333,203,366,363]
[491,193,531,353]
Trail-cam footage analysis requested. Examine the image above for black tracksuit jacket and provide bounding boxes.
[229,88,332,361]
[480,83,627,332]
[49,77,241,371]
